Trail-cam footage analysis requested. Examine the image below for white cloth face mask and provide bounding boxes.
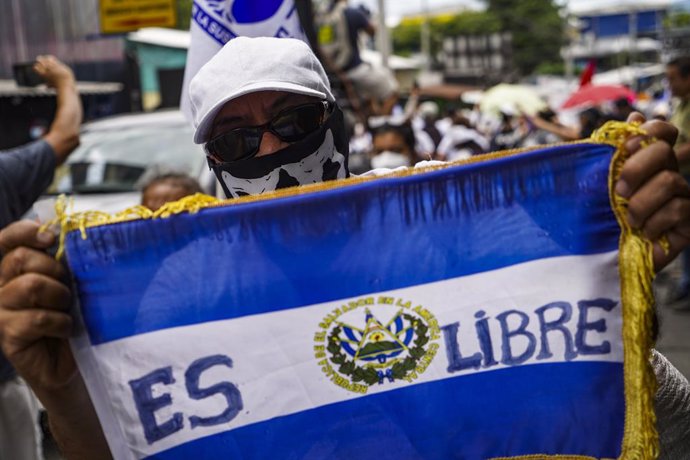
[218,130,347,199]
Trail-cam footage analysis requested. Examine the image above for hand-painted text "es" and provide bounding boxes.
[129,354,243,445]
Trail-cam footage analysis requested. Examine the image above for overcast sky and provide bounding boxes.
[356,0,677,25]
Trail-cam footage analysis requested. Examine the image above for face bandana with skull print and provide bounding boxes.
[210,106,350,199]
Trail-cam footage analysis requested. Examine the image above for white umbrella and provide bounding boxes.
[480,84,547,115]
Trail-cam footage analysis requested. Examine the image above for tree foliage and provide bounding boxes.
[392,1,565,76]
[176,0,193,31]
[665,12,690,29]
[485,0,566,76]
[392,11,501,60]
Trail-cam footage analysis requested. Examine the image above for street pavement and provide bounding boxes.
[655,257,690,379]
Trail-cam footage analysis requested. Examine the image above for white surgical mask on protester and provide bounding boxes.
[370,151,411,170]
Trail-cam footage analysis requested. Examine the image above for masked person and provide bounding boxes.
[191,37,349,200]
[363,116,418,170]
[0,37,689,459]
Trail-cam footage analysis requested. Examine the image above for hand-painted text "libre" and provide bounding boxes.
[442,298,617,371]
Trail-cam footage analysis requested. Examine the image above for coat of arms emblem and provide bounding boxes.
[314,296,440,394]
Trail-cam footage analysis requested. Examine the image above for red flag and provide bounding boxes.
[579,59,596,88]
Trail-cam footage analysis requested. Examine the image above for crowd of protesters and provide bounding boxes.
[324,1,677,175]
[346,92,673,175]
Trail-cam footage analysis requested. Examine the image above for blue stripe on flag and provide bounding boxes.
[66,143,620,345]
[143,361,624,459]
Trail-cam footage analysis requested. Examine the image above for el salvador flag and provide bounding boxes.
[180,0,306,121]
[65,128,657,459]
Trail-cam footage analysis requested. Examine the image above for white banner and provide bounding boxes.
[180,0,307,122]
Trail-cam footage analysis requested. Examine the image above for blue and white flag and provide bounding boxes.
[180,0,306,121]
[64,124,657,459]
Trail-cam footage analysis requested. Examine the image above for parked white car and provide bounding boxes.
[45,110,215,214]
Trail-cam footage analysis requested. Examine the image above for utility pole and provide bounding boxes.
[628,8,638,91]
[10,0,29,62]
[421,0,431,70]
[376,0,390,68]
[629,8,638,66]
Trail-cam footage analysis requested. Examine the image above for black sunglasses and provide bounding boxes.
[206,101,331,163]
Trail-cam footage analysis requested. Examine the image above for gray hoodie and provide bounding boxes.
[654,350,690,458]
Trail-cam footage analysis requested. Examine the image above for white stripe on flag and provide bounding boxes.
[180,0,307,123]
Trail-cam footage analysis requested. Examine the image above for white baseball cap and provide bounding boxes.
[190,37,335,144]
